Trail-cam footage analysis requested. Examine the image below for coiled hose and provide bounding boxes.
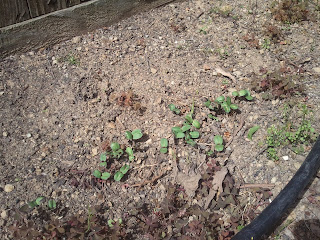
[232,136,320,240]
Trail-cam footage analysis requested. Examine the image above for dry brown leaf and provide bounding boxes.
[215,67,236,82]
[204,167,228,209]
[177,172,202,198]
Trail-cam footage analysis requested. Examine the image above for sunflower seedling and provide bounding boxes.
[126,147,135,161]
[172,122,200,147]
[125,129,143,140]
[214,135,224,152]
[48,199,57,209]
[114,164,130,181]
[93,170,111,180]
[232,89,253,101]
[168,104,181,115]
[160,138,169,153]
[215,96,238,113]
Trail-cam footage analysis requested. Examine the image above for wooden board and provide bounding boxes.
[0,0,31,28]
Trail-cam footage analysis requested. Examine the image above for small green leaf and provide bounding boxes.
[120,164,130,174]
[125,131,133,140]
[172,127,182,134]
[100,153,107,161]
[114,171,124,181]
[215,96,225,103]
[101,172,111,180]
[232,91,239,97]
[245,95,253,101]
[181,124,191,132]
[126,147,133,156]
[160,138,168,148]
[174,109,181,115]
[186,139,196,146]
[185,114,193,124]
[132,129,143,140]
[176,132,185,139]
[35,196,45,206]
[204,100,212,108]
[129,155,135,161]
[48,199,57,209]
[248,126,260,140]
[208,114,219,121]
[28,201,38,208]
[192,120,201,129]
[110,142,120,151]
[230,104,238,110]
[214,135,223,145]
[108,219,115,227]
[93,170,102,178]
[239,89,247,97]
[190,131,200,138]
[168,104,176,111]
[100,162,107,167]
[160,147,168,153]
[215,144,224,152]
[226,96,231,105]
[222,104,231,113]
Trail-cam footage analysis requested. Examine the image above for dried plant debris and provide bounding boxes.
[263,24,283,43]
[251,66,305,100]
[242,33,260,49]
[109,90,145,113]
[271,0,310,23]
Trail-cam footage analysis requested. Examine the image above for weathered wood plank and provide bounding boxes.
[0,0,30,28]
[27,0,67,18]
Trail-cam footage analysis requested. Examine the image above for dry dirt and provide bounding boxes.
[1,0,320,239]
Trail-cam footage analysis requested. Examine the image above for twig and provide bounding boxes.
[240,183,275,189]
[133,164,158,170]
[130,169,167,188]
[225,117,245,149]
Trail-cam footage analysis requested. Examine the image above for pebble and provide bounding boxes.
[72,36,81,44]
[1,210,7,219]
[294,162,301,170]
[2,132,8,137]
[271,177,277,183]
[150,68,157,74]
[266,160,276,168]
[4,184,14,192]
[92,148,98,156]
[282,156,289,161]
[107,122,116,129]
[26,133,32,138]
[312,67,320,73]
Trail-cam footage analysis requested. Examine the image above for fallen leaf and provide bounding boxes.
[204,167,228,209]
[176,172,202,198]
[215,67,236,82]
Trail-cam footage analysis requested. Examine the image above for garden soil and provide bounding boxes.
[1,0,320,239]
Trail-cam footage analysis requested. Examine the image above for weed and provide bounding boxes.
[266,103,316,160]
[262,38,271,49]
[66,54,79,65]
[199,26,208,34]
[217,48,229,59]
[205,96,238,114]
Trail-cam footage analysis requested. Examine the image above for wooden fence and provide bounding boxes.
[0,0,90,28]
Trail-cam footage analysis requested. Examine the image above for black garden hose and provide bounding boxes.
[232,136,320,240]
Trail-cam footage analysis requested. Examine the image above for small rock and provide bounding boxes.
[26,133,32,138]
[1,210,7,219]
[72,36,81,44]
[107,122,116,129]
[4,184,14,192]
[282,156,289,161]
[266,161,276,168]
[271,177,277,183]
[312,67,320,73]
[294,162,301,170]
[92,148,98,156]
[52,59,58,65]
[2,132,8,137]
[150,68,157,74]
[203,64,211,71]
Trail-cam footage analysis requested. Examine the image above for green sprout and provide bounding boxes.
[168,104,181,115]
[248,126,260,140]
[232,89,253,101]
[215,96,238,113]
[126,147,135,161]
[214,135,224,152]
[114,164,130,181]
[160,138,169,153]
[48,199,57,209]
[125,129,143,140]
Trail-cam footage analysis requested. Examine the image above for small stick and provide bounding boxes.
[225,117,245,149]
[240,183,275,189]
[133,164,158,170]
[130,170,167,188]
